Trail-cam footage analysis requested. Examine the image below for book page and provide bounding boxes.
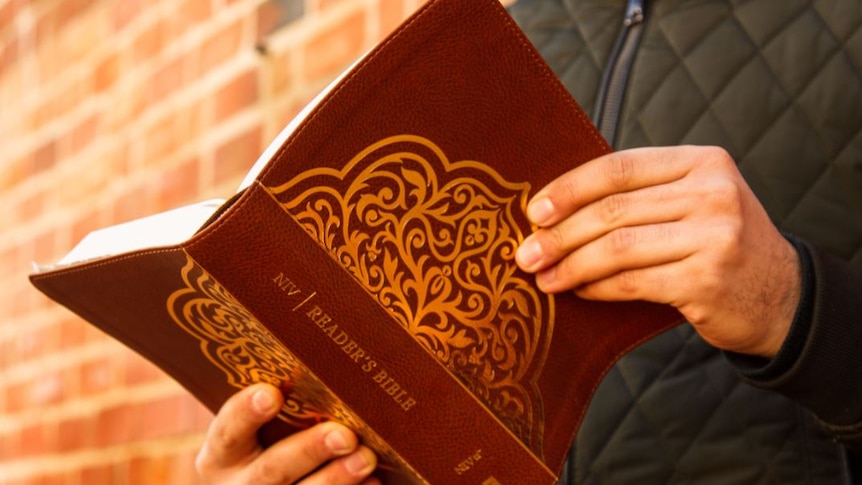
[36,199,225,271]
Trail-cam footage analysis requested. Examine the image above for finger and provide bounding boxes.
[248,422,366,485]
[526,147,693,227]
[197,383,284,471]
[534,222,695,294]
[297,445,378,485]
[572,261,682,304]
[517,182,687,273]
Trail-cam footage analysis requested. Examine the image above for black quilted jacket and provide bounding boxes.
[508,0,862,483]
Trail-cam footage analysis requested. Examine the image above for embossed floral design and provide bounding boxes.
[268,135,554,453]
[166,254,404,468]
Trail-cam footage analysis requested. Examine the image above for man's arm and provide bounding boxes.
[729,240,862,452]
[514,145,862,447]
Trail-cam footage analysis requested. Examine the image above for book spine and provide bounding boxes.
[184,183,557,485]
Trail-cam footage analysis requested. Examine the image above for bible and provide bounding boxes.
[29,0,682,483]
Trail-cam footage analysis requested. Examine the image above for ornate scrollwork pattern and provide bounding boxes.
[166,254,403,467]
[268,135,554,454]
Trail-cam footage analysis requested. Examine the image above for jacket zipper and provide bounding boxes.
[560,2,646,482]
[592,0,647,146]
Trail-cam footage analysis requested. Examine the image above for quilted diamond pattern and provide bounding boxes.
[511,0,862,483]
[620,0,862,263]
[509,0,624,115]
[575,327,845,484]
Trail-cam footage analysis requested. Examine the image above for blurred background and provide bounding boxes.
[0,0,482,483]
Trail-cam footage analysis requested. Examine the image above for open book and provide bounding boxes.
[30,0,682,483]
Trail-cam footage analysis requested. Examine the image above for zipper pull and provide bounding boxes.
[624,0,645,26]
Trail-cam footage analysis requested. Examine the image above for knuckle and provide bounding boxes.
[209,419,241,454]
[708,178,744,212]
[556,173,581,207]
[606,153,637,189]
[615,270,641,296]
[596,193,629,225]
[608,227,637,255]
[251,457,294,485]
[543,224,568,253]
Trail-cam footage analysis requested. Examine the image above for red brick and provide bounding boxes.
[53,7,104,74]
[378,0,414,35]
[310,0,350,11]
[1,37,19,76]
[142,111,187,162]
[110,82,147,128]
[16,189,47,225]
[55,0,96,32]
[96,403,130,446]
[11,321,59,362]
[302,9,367,80]
[214,70,259,122]
[81,357,119,396]
[33,7,58,49]
[80,464,116,485]
[0,1,18,31]
[213,125,262,186]
[133,20,166,63]
[0,154,28,190]
[32,229,58,272]
[57,159,111,208]
[33,139,57,174]
[168,0,212,38]
[129,455,172,484]
[60,114,99,158]
[0,426,20,460]
[148,56,186,103]
[28,371,67,407]
[112,0,141,32]
[199,19,244,73]
[60,316,89,349]
[137,394,201,439]
[70,205,109,250]
[57,415,94,452]
[124,352,166,386]
[93,54,119,93]
[20,421,55,457]
[157,157,201,211]
[112,183,154,225]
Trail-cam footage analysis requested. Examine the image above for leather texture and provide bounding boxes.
[30,0,685,483]
[510,0,862,483]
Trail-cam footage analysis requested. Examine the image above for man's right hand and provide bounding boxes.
[196,383,380,485]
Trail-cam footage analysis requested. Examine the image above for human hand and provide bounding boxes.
[196,383,379,485]
[515,146,801,358]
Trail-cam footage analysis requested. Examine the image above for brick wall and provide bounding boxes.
[0,0,514,483]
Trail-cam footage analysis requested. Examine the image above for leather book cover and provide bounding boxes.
[30,0,683,483]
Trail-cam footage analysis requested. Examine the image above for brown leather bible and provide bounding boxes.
[30,0,682,483]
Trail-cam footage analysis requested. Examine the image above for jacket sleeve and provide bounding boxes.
[727,238,862,452]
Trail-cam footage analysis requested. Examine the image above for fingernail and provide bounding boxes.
[535,268,556,293]
[517,238,543,271]
[344,449,374,476]
[252,389,275,415]
[325,428,351,455]
[527,197,554,226]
